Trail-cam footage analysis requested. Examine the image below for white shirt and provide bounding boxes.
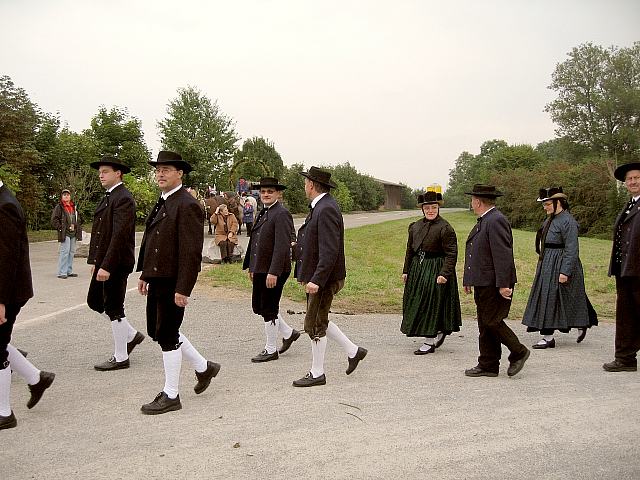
[162,184,183,200]
[106,181,123,193]
[480,206,495,218]
[310,192,327,209]
[0,180,3,188]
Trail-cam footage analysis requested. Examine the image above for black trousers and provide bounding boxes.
[218,240,235,260]
[0,302,26,367]
[146,278,185,351]
[87,269,129,320]
[615,276,640,365]
[252,271,290,322]
[474,286,527,373]
[304,279,344,339]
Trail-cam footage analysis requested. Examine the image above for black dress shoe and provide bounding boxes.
[414,344,435,355]
[346,346,368,375]
[94,356,130,371]
[140,392,182,415]
[507,349,530,377]
[0,412,17,430]
[251,349,279,363]
[576,328,588,344]
[603,359,637,372]
[279,329,301,354]
[27,371,55,409]
[464,366,498,377]
[434,333,447,349]
[127,331,145,355]
[67,273,78,277]
[194,361,221,394]
[292,372,326,387]
[532,338,555,349]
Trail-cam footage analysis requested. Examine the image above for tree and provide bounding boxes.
[158,86,239,189]
[330,162,384,211]
[232,136,285,186]
[281,163,307,214]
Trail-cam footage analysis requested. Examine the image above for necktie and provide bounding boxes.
[625,198,637,213]
[305,205,314,223]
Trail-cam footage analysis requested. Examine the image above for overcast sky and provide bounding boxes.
[1,0,638,189]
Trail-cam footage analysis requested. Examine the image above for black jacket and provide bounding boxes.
[243,201,293,276]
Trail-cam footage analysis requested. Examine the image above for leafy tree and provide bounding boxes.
[399,183,417,209]
[281,163,307,214]
[330,162,384,211]
[332,179,354,213]
[158,86,239,189]
[232,136,285,185]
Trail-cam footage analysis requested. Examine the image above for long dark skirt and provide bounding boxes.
[401,256,462,337]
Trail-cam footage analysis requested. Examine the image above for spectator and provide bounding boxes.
[51,188,82,279]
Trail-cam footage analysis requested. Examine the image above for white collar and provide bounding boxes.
[162,184,183,200]
[106,182,123,193]
[480,206,495,218]
[0,180,3,188]
[263,199,278,210]
[311,192,327,208]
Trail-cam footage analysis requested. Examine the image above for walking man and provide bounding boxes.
[88,156,145,371]
[292,167,367,387]
[137,151,220,414]
[462,184,529,378]
[604,162,640,372]
[0,161,55,429]
[243,177,300,363]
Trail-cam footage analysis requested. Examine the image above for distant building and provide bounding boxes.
[374,178,404,210]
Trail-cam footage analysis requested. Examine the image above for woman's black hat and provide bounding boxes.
[148,151,192,174]
[299,166,337,189]
[418,191,443,206]
[536,186,567,202]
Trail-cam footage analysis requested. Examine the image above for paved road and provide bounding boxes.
[6,208,639,479]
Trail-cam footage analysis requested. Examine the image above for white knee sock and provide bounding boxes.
[111,320,129,362]
[326,321,358,358]
[264,321,278,354]
[0,366,11,416]
[178,333,207,373]
[7,344,40,385]
[162,348,182,399]
[310,336,327,378]
[277,314,294,339]
[435,331,444,343]
[120,317,138,342]
[543,335,554,342]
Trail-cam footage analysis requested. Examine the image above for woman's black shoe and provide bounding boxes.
[576,328,587,343]
[414,344,435,355]
[532,338,555,349]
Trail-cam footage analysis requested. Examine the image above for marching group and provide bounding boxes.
[0,155,638,430]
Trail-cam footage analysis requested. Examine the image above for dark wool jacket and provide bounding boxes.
[51,201,82,242]
[402,215,458,277]
[609,198,640,278]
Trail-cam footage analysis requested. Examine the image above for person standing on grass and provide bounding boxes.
[401,191,461,355]
[603,162,640,373]
[0,162,55,430]
[243,177,300,363]
[462,184,529,378]
[87,156,145,372]
[51,188,82,279]
[292,166,367,387]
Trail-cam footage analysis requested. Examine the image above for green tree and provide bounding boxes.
[158,86,239,189]
[232,136,285,185]
[330,162,384,211]
[332,179,354,213]
[282,163,307,214]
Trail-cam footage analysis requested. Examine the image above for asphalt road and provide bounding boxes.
[5,208,639,479]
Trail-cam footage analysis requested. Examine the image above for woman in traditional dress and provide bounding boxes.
[401,191,462,354]
[522,187,597,348]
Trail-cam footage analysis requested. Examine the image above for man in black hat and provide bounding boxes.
[0,161,55,429]
[462,184,529,378]
[292,167,367,387]
[137,151,220,414]
[243,177,300,363]
[87,156,145,371]
[604,162,640,372]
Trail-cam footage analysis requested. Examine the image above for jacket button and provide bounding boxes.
[154,248,158,253]
[153,267,157,271]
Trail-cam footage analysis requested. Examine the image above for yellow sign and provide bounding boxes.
[426,184,442,194]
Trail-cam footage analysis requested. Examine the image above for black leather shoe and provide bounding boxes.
[251,349,279,363]
[346,346,368,375]
[532,338,555,349]
[414,344,435,355]
[27,371,55,409]
[127,332,145,355]
[279,329,301,354]
[57,275,67,279]
[576,328,588,344]
[194,361,221,394]
[67,273,78,277]
[292,372,326,387]
[0,412,17,430]
[434,333,447,349]
[464,366,498,377]
[507,349,530,377]
[94,356,130,371]
[603,359,637,372]
[140,392,182,415]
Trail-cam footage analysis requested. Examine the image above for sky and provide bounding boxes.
[1,0,638,189]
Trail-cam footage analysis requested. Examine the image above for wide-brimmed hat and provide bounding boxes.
[614,162,640,182]
[537,186,567,202]
[256,176,287,191]
[418,191,443,206]
[90,155,131,174]
[464,184,504,198]
[299,166,337,189]
[148,151,192,174]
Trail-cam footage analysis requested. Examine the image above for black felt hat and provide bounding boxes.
[90,155,131,175]
[464,184,504,198]
[148,151,192,174]
[300,166,337,189]
[418,191,443,206]
[614,162,640,182]
[536,186,567,202]
[257,177,287,190]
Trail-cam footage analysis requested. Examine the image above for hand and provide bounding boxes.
[402,273,408,284]
[436,275,448,284]
[96,268,111,282]
[0,303,5,325]
[137,279,148,296]
[464,286,472,294]
[248,272,254,283]
[175,292,189,308]
[215,206,220,214]
[499,287,513,300]
[266,274,277,288]
[559,274,568,284]
[69,224,75,232]
[305,282,319,294]
[227,232,233,239]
